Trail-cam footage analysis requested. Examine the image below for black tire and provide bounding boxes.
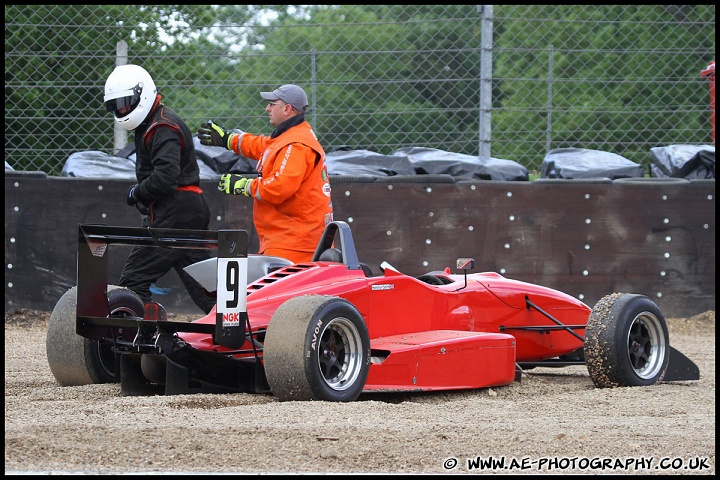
[375,174,455,183]
[4,170,48,178]
[263,295,370,402]
[584,293,669,388]
[46,285,143,386]
[612,177,689,184]
[533,177,612,184]
[689,178,715,185]
[329,175,377,184]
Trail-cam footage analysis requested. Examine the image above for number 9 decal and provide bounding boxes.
[216,257,248,314]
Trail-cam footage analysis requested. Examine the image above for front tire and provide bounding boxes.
[585,293,669,388]
[46,285,143,386]
[263,295,370,402]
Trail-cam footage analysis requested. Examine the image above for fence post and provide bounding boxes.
[113,41,129,155]
[311,48,317,133]
[546,44,554,154]
[700,60,715,144]
[478,5,493,158]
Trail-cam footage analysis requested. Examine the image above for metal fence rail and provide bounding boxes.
[5,5,716,175]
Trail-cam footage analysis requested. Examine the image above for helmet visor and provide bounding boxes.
[104,84,142,118]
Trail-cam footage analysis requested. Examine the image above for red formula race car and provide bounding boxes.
[46,221,700,402]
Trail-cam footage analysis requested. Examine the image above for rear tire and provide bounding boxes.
[585,293,669,388]
[46,286,143,386]
[263,295,370,402]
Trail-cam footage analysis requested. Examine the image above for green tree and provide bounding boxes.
[5,5,223,174]
[221,5,485,154]
[491,5,714,167]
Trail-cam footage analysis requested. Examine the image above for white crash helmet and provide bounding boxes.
[103,64,157,131]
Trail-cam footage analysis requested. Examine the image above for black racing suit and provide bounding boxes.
[118,97,216,314]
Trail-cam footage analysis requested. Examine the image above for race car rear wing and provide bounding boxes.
[75,224,250,349]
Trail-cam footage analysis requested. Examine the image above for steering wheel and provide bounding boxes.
[417,274,445,286]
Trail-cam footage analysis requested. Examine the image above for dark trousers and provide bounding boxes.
[119,190,216,314]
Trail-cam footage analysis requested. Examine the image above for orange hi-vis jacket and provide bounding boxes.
[228,121,333,256]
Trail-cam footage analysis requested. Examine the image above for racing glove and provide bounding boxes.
[197,121,233,149]
[135,202,150,216]
[218,174,252,196]
[126,185,139,206]
[127,184,150,215]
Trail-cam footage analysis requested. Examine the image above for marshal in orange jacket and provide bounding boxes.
[228,121,333,263]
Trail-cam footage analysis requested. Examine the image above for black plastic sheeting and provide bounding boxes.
[325,147,416,176]
[541,148,644,180]
[56,141,529,181]
[59,138,226,180]
[60,150,138,178]
[393,147,529,181]
[649,144,715,179]
[32,142,715,182]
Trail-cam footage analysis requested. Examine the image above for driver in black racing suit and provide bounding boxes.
[103,63,215,314]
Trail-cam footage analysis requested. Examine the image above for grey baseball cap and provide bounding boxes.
[260,84,308,113]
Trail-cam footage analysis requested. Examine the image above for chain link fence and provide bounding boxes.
[5,5,716,176]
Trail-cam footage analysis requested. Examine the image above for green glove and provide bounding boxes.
[198,120,233,149]
[218,174,252,196]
